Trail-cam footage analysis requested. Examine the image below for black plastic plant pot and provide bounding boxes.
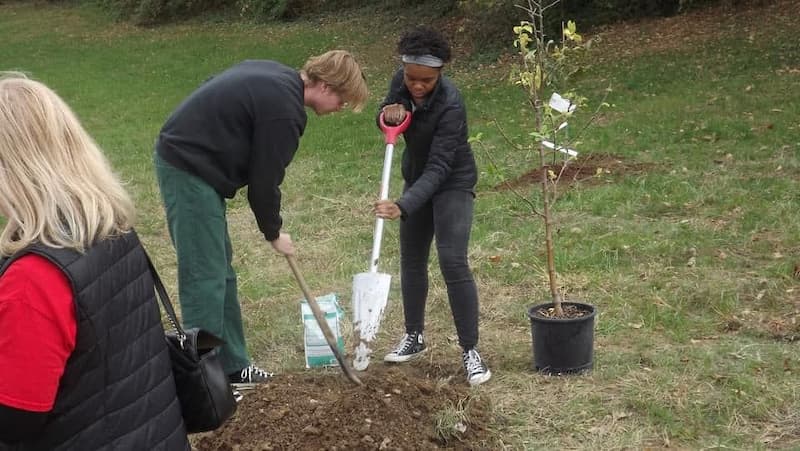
[528,301,596,375]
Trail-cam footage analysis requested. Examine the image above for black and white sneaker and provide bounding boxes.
[228,364,274,390]
[383,332,427,363]
[463,348,492,386]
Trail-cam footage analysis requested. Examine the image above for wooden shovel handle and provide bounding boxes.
[285,255,363,386]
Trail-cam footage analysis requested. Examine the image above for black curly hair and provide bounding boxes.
[397,26,452,63]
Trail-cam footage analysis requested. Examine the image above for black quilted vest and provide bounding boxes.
[0,231,190,451]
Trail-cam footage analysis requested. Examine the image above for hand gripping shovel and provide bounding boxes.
[352,111,412,371]
[286,255,363,386]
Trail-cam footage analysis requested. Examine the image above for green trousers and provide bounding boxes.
[154,153,250,375]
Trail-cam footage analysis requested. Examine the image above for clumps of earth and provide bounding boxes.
[192,362,494,450]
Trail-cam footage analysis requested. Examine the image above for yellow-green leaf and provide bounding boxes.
[567,20,577,34]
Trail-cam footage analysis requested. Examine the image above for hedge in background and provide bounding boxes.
[454,0,737,55]
[94,0,757,31]
[97,0,438,24]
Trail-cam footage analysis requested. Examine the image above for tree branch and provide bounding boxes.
[472,130,544,218]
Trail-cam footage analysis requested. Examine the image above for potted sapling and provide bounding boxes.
[473,0,607,374]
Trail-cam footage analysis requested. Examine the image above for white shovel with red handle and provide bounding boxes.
[352,111,412,371]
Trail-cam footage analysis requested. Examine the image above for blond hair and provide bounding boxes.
[0,72,134,256]
[302,50,368,112]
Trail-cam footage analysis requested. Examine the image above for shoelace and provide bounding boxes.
[241,365,274,381]
[232,390,243,403]
[463,349,485,375]
[394,334,417,354]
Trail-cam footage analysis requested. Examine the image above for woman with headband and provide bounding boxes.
[374,26,491,386]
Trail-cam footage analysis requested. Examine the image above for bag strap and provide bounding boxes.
[0,256,12,275]
[142,249,188,347]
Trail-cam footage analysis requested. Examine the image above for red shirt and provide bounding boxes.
[0,254,76,412]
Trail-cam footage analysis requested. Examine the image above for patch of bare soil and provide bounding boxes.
[496,153,651,191]
[533,303,592,320]
[592,0,800,62]
[192,363,492,451]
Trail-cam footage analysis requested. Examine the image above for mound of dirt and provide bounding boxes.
[496,153,652,191]
[192,363,493,450]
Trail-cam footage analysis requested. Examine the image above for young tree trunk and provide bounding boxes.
[531,0,565,316]
[539,143,564,315]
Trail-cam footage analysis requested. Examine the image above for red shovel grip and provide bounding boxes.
[379,111,412,145]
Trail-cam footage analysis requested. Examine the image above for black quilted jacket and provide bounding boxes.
[378,68,478,217]
[0,231,189,451]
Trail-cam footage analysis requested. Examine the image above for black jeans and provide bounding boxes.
[400,188,479,349]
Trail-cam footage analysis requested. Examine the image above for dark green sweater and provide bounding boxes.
[156,60,306,241]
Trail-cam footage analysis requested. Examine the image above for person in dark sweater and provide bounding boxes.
[0,73,189,450]
[154,50,368,390]
[375,27,491,385]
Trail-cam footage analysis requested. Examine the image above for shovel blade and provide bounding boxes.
[351,272,391,370]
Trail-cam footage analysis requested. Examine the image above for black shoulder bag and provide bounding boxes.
[145,253,238,433]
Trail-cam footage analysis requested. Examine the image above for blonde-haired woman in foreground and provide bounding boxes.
[0,73,190,450]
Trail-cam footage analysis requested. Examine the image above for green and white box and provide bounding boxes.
[300,293,345,368]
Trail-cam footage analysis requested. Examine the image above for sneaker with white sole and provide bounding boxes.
[228,364,274,390]
[463,348,492,386]
[384,332,427,363]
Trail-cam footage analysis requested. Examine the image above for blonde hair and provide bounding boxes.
[0,72,134,256]
[302,50,368,112]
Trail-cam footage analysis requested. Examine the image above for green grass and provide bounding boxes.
[2,1,799,448]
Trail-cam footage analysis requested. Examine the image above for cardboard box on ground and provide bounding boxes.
[299,293,345,368]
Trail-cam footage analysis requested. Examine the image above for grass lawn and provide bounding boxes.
[1,0,798,448]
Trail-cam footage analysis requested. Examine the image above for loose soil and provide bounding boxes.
[192,363,493,451]
[532,302,593,320]
[495,153,651,191]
